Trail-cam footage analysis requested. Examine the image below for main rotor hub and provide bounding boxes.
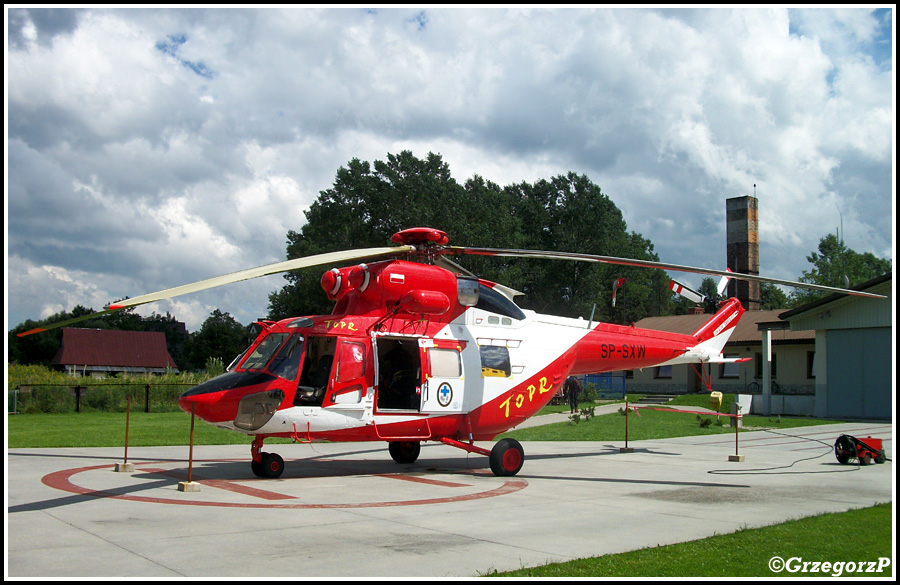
[392,227,449,263]
[391,227,449,246]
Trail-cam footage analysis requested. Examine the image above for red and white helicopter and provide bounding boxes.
[20,227,885,478]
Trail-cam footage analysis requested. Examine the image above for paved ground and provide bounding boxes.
[6,419,892,578]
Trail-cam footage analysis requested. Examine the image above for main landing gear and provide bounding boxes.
[250,435,284,478]
[248,435,526,479]
[389,437,525,477]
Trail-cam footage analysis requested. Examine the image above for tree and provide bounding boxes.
[759,282,789,310]
[185,310,249,371]
[267,151,520,319]
[788,234,892,307]
[268,153,667,325]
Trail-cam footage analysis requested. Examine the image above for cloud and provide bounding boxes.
[6,7,893,332]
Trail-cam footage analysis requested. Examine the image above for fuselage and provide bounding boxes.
[178,259,733,442]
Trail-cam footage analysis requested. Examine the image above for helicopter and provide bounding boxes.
[19,227,886,479]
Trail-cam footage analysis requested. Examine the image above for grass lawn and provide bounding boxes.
[485,502,893,577]
[501,394,843,443]
[6,411,294,448]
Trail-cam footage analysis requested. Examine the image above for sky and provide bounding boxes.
[5,6,895,334]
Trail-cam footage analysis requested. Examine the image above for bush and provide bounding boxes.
[8,364,207,413]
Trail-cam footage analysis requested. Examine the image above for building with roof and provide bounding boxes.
[624,308,818,415]
[617,273,892,421]
[51,328,178,377]
[778,273,892,420]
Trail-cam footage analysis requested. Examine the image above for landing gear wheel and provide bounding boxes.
[261,452,285,478]
[251,458,264,477]
[388,441,421,464]
[490,438,524,477]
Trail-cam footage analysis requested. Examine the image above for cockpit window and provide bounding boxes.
[240,333,288,370]
[476,283,526,321]
[268,334,305,381]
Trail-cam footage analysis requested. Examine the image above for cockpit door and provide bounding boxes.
[328,339,369,405]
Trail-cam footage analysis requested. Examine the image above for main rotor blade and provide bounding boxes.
[18,246,413,337]
[109,246,413,310]
[17,308,119,337]
[450,247,887,300]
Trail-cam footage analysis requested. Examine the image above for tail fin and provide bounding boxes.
[692,297,744,347]
[655,298,747,367]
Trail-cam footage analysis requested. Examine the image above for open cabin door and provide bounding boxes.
[419,338,465,413]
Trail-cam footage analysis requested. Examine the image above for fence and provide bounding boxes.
[12,383,196,414]
[584,373,626,399]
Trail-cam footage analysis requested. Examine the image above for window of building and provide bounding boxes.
[754,352,777,379]
[720,355,740,379]
[655,365,672,379]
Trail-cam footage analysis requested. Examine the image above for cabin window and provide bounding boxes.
[429,348,462,378]
[480,345,511,378]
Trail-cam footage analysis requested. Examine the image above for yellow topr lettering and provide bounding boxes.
[499,396,512,418]
[539,377,552,394]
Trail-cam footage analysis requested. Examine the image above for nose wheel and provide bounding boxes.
[250,436,285,478]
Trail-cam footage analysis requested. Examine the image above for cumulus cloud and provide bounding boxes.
[6,7,893,332]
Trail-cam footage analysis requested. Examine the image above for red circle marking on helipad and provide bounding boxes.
[42,461,528,509]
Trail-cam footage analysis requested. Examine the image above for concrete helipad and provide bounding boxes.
[6,421,892,578]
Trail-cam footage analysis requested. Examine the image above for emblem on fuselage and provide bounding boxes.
[437,382,453,407]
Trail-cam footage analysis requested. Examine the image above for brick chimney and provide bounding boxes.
[726,195,760,311]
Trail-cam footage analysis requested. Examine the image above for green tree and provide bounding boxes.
[788,234,892,307]
[267,151,520,319]
[266,151,677,326]
[185,310,249,371]
[502,173,667,323]
[759,282,789,310]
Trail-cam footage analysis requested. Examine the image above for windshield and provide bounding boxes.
[268,334,305,381]
[240,333,289,371]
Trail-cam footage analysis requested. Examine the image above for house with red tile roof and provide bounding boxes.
[51,328,178,376]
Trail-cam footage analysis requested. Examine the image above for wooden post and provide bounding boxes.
[179,403,201,491]
[188,402,195,483]
[620,399,634,453]
[729,413,745,462]
[124,395,130,464]
[145,384,151,413]
[115,395,135,472]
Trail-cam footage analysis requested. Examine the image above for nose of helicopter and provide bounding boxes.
[178,371,279,423]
